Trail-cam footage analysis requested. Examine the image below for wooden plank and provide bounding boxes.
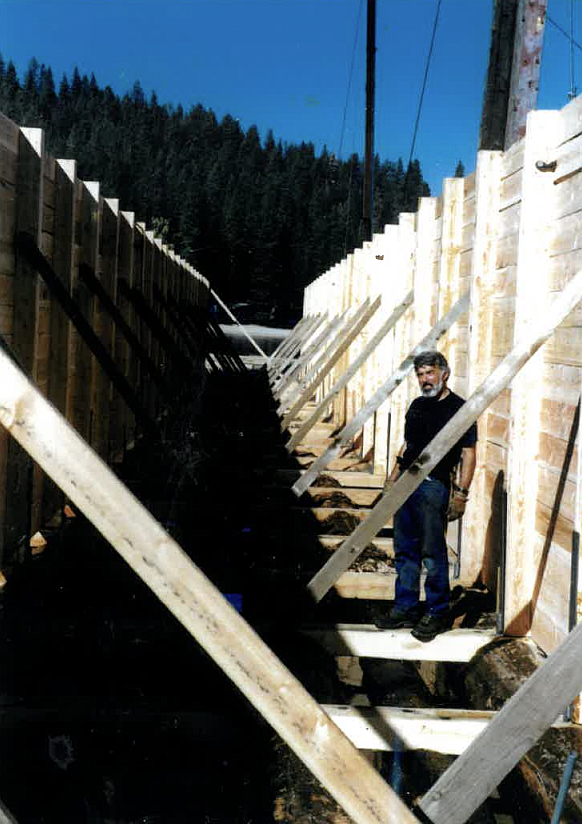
[419,611,582,824]
[463,151,503,587]
[267,315,315,377]
[276,304,362,404]
[322,705,495,755]
[301,624,497,663]
[271,313,330,388]
[273,312,341,395]
[306,264,582,602]
[287,290,413,452]
[0,344,420,824]
[281,297,380,427]
[16,233,158,437]
[292,292,470,497]
[5,126,44,562]
[505,109,561,636]
[324,705,572,757]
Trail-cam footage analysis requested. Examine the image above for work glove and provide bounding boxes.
[447,488,468,521]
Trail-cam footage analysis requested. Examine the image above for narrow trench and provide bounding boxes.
[0,364,521,823]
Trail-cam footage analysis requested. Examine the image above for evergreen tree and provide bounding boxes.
[454,159,465,177]
[0,56,431,323]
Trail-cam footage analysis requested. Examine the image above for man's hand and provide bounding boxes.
[447,488,468,521]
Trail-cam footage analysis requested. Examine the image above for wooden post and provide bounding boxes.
[0,350,419,824]
[6,126,44,559]
[505,110,560,636]
[115,211,136,455]
[292,292,470,497]
[306,265,582,602]
[286,290,413,452]
[462,150,503,587]
[504,0,547,150]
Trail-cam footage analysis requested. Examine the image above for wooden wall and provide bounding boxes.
[302,95,582,657]
[0,112,209,573]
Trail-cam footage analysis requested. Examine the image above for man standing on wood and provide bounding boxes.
[376,350,477,641]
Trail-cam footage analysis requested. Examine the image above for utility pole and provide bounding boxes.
[361,0,376,243]
[480,0,547,151]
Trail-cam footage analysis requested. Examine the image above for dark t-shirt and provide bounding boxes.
[401,391,477,486]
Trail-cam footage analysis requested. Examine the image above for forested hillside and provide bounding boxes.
[0,56,430,324]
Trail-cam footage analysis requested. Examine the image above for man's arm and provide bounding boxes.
[457,445,476,492]
[448,445,476,520]
[384,443,406,490]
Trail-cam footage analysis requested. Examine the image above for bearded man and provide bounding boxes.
[376,350,477,641]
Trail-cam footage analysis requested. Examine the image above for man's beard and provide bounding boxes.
[421,379,443,399]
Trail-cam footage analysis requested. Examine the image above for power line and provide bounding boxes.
[338,0,364,159]
[407,0,442,172]
[547,13,582,54]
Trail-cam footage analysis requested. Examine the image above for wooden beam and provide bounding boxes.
[268,317,302,364]
[505,110,560,635]
[270,314,330,388]
[210,286,267,358]
[419,615,582,823]
[0,348,419,824]
[281,297,381,428]
[287,290,413,452]
[78,263,172,398]
[302,625,497,663]
[292,292,470,498]
[278,299,374,406]
[273,309,350,396]
[306,264,582,602]
[267,315,312,374]
[15,233,158,437]
[322,705,495,755]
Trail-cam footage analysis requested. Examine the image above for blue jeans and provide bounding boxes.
[393,478,450,615]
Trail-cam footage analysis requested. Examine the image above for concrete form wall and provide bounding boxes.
[302,95,582,656]
[0,111,210,573]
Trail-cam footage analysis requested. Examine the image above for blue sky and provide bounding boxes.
[0,0,580,195]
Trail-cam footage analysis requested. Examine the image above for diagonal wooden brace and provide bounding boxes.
[268,314,327,385]
[292,292,470,497]
[286,290,413,451]
[306,266,582,603]
[0,325,420,824]
[272,311,348,397]
[280,296,381,429]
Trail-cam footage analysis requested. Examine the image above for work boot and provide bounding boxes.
[374,608,421,630]
[411,611,452,642]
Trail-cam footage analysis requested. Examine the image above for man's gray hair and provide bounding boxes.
[413,350,449,373]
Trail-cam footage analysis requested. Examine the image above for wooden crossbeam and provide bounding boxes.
[272,311,346,394]
[306,266,582,602]
[419,615,582,823]
[302,624,497,662]
[78,263,172,399]
[293,292,470,498]
[322,705,495,755]
[206,312,248,373]
[0,341,419,824]
[280,297,381,428]
[277,299,374,407]
[16,232,158,437]
[269,314,328,385]
[287,290,413,452]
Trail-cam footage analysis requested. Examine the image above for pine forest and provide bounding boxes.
[0,56,431,325]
